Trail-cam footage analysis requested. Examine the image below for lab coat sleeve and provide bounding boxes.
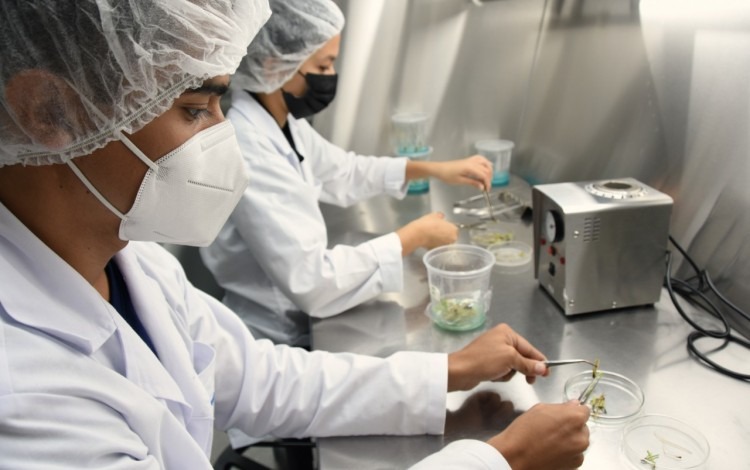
[409,440,511,470]
[296,118,409,207]
[175,280,448,439]
[227,123,403,317]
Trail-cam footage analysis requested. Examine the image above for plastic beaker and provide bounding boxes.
[392,112,429,156]
[474,139,514,187]
[423,244,494,331]
[406,147,431,194]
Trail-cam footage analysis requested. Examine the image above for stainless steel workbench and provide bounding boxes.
[312,177,749,469]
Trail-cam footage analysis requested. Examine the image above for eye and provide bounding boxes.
[185,107,211,121]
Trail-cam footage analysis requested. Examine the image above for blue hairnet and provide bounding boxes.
[0,0,271,166]
[233,0,345,94]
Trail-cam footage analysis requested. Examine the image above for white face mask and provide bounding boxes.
[67,120,249,247]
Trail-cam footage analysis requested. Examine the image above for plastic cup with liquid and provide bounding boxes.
[406,147,432,194]
[474,139,514,187]
[423,244,494,331]
[391,112,429,156]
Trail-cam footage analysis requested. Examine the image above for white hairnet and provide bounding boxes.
[0,0,271,167]
[233,0,345,94]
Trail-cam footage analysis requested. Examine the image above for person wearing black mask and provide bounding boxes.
[201,0,494,353]
[282,69,338,119]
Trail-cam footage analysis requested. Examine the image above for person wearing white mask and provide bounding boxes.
[0,1,590,469]
[200,0,495,347]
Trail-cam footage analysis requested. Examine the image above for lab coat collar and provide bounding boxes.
[231,90,309,169]
[0,203,193,409]
[117,247,212,419]
[0,202,116,354]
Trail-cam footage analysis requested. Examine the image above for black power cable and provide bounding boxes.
[664,236,750,381]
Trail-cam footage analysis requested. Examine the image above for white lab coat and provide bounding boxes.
[0,202,509,469]
[200,90,409,346]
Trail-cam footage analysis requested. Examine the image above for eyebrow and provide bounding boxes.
[185,82,231,96]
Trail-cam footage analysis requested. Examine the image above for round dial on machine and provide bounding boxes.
[585,180,645,199]
[545,210,564,242]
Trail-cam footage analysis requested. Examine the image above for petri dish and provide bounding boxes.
[469,221,515,248]
[487,241,532,274]
[563,370,644,425]
[621,414,709,469]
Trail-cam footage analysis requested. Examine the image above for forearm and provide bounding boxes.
[405,156,491,190]
[311,132,408,205]
[405,160,442,182]
[447,351,476,392]
[219,341,448,438]
[287,234,404,317]
[395,223,425,257]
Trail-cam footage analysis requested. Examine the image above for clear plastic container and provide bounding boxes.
[474,139,514,187]
[405,147,431,194]
[621,415,709,469]
[392,112,429,156]
[563,370,644,425]
[423,245,494,331]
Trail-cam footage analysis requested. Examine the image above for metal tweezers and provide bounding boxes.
[483,189,498,222]
[453,190,524,219]
[543,359,601,404]
[577,374,603,404]
[544,359,598,368]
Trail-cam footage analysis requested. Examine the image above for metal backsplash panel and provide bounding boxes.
[318,0,750,327]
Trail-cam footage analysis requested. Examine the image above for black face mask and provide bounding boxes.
[283,72,338,119]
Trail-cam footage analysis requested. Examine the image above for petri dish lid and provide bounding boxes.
[474,139,514,152]
[563,370,644,425]
[621,414,710,469]
[391,111,428,123]
[488,241,532,271]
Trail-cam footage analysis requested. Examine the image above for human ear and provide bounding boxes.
[4,69,84,151]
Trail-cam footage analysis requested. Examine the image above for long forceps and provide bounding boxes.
[482,188,498,222]
[544,359,597,368]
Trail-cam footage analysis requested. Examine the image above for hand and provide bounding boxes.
[396,212,458,256]
[447,323,548,392]
[487,401,591,470]
[404,156,493,190]
[431,155,493,191]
